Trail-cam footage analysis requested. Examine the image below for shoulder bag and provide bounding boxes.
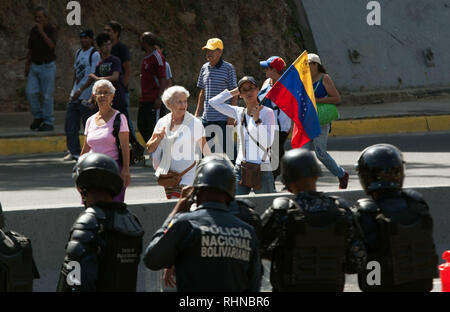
[315,75,339,126]
[157,162,196,188]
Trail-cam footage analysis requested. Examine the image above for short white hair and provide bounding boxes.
[92,79,116,95]
[161,86,190,109]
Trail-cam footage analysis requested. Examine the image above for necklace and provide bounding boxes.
[96,109,115,125]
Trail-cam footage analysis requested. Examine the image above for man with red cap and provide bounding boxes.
[258,56,292,180]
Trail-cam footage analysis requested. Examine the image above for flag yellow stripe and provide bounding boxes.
[293,51,317,111]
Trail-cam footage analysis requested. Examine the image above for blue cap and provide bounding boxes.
[80,29,94,38]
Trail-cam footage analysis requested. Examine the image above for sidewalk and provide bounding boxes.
[0,97,449,155]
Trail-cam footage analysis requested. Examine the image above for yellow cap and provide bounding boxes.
[202,38,224,50]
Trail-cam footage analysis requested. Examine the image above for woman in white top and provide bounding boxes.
[146,85,210,199]
[209,76,276,195]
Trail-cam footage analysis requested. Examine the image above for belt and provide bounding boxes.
[33,60,53,65]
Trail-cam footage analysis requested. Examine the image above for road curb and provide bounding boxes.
[1,115,449,156]
[0,132,147,156]
[330,114,450,137]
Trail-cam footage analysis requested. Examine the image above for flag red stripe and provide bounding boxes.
[266,81,312,148]
[266,82,301,126]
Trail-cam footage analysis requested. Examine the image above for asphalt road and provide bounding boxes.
[0,131,449,210]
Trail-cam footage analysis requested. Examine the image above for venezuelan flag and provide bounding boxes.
[266,51,321,148]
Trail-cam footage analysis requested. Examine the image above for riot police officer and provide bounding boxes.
[261,149,367,292]
[354,144,438,292]
[144,156,261,292]
[0,202,40,291]
[229,198,263,246]
[56,153,144,292]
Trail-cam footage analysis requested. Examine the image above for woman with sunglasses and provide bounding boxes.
[81,79,130,202]
[209,76,276,195]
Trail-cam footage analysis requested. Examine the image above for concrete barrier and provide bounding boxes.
[3,186,448,292]
[301,0,450,91]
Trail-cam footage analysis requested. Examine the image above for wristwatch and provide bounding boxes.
[255,118,262,125]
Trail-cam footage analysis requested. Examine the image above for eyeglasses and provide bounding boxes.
[95,92,114,96]
[240,86,257,93]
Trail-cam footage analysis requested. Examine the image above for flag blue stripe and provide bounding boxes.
[279,66,321,139]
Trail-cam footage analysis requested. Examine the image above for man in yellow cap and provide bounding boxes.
[195,38,238,160]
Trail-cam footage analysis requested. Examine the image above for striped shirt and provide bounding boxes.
[197,58,237,121]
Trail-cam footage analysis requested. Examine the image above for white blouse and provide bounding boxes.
[209,90,276,171]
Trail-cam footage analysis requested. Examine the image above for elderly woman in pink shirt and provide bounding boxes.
[81,79,130,202]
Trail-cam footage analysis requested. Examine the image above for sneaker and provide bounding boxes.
[63,153,80,161]
[30,118,44,130]
[339,171,349,189]
[38,123,54,132]
[63,153,73,161]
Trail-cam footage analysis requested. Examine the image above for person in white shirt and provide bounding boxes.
[209,76,276,195]
[146,85,211,199]
[64,29,100,161]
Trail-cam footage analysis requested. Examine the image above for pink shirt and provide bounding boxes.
[84,111,129,161]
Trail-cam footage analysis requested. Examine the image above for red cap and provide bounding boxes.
[260,56,286,72]
[443,251,450,261]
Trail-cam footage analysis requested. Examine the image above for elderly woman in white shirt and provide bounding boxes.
[209,76,276,195]
[146,85,210,199]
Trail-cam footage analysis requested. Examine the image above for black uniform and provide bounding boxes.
[144,155,261,292]
[57,152,144,292]
[355,190,438,291]
[144,202,261,292]
[261,192,367,292]
[354,144,438,292]
[0,202,39,292]
[229,198,263,244]
[57,202,143,292]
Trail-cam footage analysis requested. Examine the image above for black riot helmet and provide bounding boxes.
[73,153,123,197]
[193,155,236,199]
[355,144,405,195]
[281,149,322,185]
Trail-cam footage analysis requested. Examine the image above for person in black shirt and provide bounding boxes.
[104,21,132,116]
[25,6,58,132]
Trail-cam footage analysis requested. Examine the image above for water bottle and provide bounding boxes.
[439,250,450,292]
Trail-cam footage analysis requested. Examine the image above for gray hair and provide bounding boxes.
[161,86,190,110]
[92,79,116,95]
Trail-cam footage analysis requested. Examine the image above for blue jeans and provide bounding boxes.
[26,62,56,125]
[202,119,237,161]
[65,100,95,156]
[304,123,345,178]
[234,165,275,195]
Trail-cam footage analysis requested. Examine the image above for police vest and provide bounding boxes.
[231,198,263,244]
[0,230,39,291]
[57,204,144,292]
[357,191,438,287]
[270,195,347,290]
[99,208,144,291]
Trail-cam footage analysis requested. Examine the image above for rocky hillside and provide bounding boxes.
[0,0,305,112]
